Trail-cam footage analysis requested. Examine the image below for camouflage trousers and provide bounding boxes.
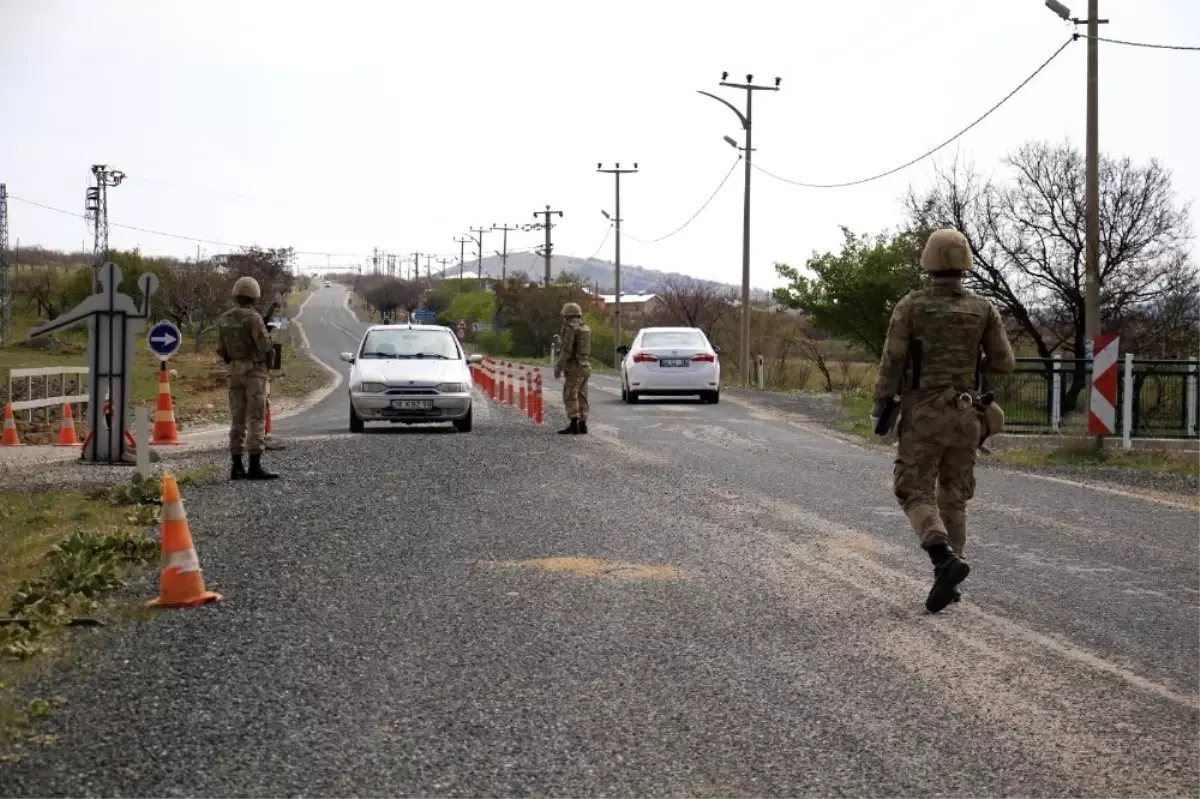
[562,367,591,421]
[228,368,269,456]
[893,389,981,555]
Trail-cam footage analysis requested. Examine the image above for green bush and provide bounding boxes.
[478,329,513,357]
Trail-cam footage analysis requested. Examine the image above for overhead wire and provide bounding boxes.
[1086,33,1200,51]
[750,35,1076,189]
[619,156,742,244]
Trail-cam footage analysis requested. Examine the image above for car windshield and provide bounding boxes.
[360,329,461,360]
[641,330,708,349]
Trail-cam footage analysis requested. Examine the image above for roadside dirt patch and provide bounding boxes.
[482,557,683,581]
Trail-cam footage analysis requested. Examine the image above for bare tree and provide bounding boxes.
[160,261,232,352]
[650,274,738,336]
[907,140,1197,411]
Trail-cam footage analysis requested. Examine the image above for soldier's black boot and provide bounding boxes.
[230,454,246,481]
[558,418,580,435]
[924,543,969,613]
[577,420,588,434]
[246,454,279,480]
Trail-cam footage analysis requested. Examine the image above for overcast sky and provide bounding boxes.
[2,0,1197,290]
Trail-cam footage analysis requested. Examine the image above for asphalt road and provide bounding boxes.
[5,286,1197,797]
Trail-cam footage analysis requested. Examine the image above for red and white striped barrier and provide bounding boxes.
[1089,334,1119,436]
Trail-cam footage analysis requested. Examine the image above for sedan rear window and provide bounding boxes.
[361,330,461,360]
[641,331,708,349]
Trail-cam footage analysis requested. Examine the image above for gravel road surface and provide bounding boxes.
[4,287,1197,797]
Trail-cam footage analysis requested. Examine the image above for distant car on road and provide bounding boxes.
[617,326,721,404]
[339,324,483,432]
[324,280,332,288]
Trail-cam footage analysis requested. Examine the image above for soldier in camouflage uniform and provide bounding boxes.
[216,276,279,480]
[553,302,592,435]
[873,229,1015,612]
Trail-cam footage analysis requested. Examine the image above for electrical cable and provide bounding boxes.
[619,156,742,244]
[1087,33,1200,51]
[750,36,1076,189]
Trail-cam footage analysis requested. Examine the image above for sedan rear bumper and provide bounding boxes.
[626,364,719,393]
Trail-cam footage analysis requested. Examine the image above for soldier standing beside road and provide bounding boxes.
[553,302,592,435]
[217,276,280,481]
[872,229,1014,612]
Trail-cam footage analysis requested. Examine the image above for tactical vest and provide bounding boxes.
[907,285,988,392]
[218,307,266,363]
[573,325,592,361]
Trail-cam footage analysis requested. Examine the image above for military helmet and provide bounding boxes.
[561,301,582,318]
[232,276,262,300]
[920,229,973,273]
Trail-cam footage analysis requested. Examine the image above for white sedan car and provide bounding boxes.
[616,326,721,404]
[339,324,483,432]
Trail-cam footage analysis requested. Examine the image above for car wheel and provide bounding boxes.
[627,389,639,403]
[349,404,364,433]
[702,390,719,404]
[453,407,473,433]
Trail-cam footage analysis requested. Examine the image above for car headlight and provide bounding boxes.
[436,382,468,393]
[356,382,387,393]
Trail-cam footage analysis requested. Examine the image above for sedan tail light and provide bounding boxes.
[691,353,716,362]
[631,351,658,363]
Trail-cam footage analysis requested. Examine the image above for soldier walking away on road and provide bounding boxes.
[217,276,280,480]
[872,229,1015,612]
[554,302,592,435]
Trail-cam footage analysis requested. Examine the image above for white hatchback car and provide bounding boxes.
[617,326,721,404]
[339,324,483,432]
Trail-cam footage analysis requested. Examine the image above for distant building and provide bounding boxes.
[596,293,664,325]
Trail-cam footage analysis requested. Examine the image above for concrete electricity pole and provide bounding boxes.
[85,164,126,293]
[0,184,10,344]
[492,223,520,281]
[453,236,472,283]
[424,254,435,288]
[468,227,488,287]
[698,73,780,386]
[598,162,638,358]
[436,257,453,284]
[531,205,564,286]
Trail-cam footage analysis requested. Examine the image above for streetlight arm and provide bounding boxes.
[696,90,748,130]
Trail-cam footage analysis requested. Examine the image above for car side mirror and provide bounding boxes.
[339,352,355,364]
[712,345,721,354]
[615,345,629,356]
[468,354,483,364]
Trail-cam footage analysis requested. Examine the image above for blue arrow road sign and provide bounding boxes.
[412,310,436,322]
[147,320,182,360]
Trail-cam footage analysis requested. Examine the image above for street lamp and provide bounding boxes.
[697,73,780,387]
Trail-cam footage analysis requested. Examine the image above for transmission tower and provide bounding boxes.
[84,165,125,292]
[0,183,11,344]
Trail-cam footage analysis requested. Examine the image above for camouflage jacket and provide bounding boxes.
[216,306,274,374]
[556,320,592,372]
[873,277,1014,412]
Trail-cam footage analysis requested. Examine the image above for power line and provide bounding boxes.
[1087,33,1200,51]
[620,156,742,244]
[7,195,366,258]
[750,36,1076,189]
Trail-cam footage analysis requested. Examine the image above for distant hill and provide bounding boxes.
[434,252,775,301]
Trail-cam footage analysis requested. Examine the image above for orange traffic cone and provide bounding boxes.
[151,366,184,445]
[148,473,222,608]
[2,402,22,447]
[55,402,81,447]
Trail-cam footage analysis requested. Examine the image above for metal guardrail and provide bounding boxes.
[985,355,1198,438]
[6,366,90,423]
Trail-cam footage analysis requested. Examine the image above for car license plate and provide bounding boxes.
[660,359,689,368]
[392,399,433,410]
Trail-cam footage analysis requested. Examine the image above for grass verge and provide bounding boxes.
[993,444,1199,476]
[0,467,214,759]
[839,389,876,439]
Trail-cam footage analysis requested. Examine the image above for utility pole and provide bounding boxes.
[492,223,520,282]
[1045,0,1107,445]
[468,227,488,286]
[453,236,472,283]
[411,252,423,285]
[436,257,453,286]
[598,162,638,356]
[371,247,380,275]
[531,205,564,286]
[84,165,125,293]
[424,254,434,289]
[0,184,10,345]
[698,73,780,386]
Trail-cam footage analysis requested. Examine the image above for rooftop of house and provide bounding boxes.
[597,293,659,305]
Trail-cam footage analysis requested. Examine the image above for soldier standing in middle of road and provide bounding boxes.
[217,276,280,481]
[553,302,591,435]
[872,229,1014,613]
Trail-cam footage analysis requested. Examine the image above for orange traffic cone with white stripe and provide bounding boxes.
[55,402,81,447]
[151,364,184,445]
[148,473,222,608]
[2,402,22,447]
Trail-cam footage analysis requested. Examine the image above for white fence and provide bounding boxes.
[6,366,90,423]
